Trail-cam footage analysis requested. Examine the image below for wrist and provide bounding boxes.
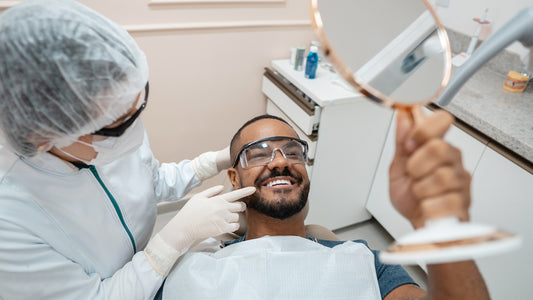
[215,146,231,171]
[159,227,196,251]
[191,151,218,180]
[144,234,185,275]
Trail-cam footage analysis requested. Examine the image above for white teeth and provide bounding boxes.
[266,179,291,187]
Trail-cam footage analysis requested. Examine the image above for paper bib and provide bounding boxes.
[163,236,381,300]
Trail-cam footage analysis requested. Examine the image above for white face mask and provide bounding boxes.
[58,120,145,166]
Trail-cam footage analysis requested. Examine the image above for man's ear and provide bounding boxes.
[227,168,241,190]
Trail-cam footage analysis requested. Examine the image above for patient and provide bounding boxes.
[164,111,490,300]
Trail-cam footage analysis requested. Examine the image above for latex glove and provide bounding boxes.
[191,146,231,180]
[388,107,471,229]
[144,185,255,275]
[215,146,231,171]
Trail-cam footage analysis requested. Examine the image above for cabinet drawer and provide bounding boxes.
[266,99,318,161]
[262,76,320,136]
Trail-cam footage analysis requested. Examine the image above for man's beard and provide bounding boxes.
[242,167,310,220]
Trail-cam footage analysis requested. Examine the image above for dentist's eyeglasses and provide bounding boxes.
[232,136,308,169]
[93,81,149,137]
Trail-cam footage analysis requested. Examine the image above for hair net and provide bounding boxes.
[0,0,149,156]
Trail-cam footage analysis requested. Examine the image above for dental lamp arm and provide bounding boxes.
[438,6,533,107]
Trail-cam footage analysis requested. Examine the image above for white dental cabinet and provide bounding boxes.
[262,59,394,230]
[263,59,533,300]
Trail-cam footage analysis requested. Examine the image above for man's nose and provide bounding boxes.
[267,148,288,168]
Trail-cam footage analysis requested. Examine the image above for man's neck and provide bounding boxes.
[244,209,306,240]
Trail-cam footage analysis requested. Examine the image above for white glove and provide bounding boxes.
[215,146,231,171]
[144,185,255,275]
[191,146,231,180]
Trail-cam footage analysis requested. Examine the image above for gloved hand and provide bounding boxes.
[191,146,231,180]
[215,146,231,171]
[389,107,471,230]
[144,185,255,275]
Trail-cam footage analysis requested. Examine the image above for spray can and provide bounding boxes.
[305,45,319,79]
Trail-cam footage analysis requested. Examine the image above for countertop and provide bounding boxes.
[438,66,533,164]
[271,59,365,106]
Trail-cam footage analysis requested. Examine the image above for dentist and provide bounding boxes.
[0,0,254,299]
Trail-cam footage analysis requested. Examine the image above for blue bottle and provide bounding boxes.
[305,45,319,79]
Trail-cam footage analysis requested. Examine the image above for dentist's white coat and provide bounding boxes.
[0,131,200,299]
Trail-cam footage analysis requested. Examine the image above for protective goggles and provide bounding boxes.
[93,81,149,137]
[232,136,309,169]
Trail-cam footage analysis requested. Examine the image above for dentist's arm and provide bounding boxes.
[385,107,490,300]
[142,124,232,202]
[145,185,255,275]
[0,186,255,300]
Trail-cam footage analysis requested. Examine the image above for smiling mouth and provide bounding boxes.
[262,177,296,189]
[267,179,291,187]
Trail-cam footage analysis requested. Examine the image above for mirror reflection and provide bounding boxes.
[314,0,451,106]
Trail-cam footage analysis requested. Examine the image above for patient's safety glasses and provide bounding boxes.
[232,136,308,169]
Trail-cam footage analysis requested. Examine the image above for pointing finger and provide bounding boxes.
[219,187,256,202]
[197,185,225,198]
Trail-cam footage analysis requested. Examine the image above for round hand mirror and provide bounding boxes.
[311,0,521,265]
[311,0,452,109]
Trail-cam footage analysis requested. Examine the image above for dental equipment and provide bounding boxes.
[439,6,533,106]
[452,9,490,67]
